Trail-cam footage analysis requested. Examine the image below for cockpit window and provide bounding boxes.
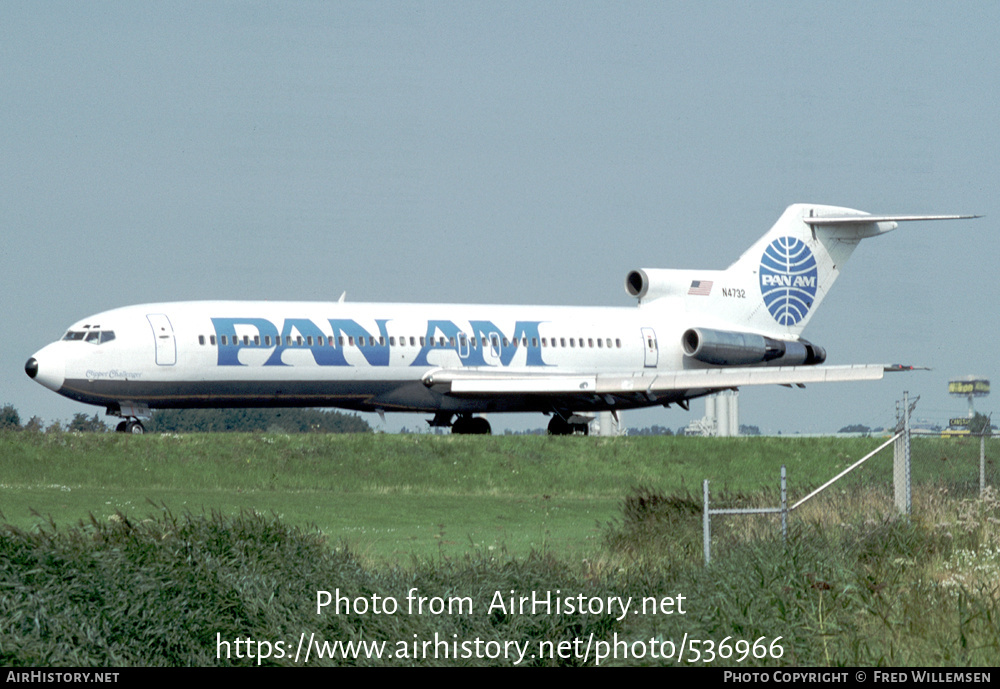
[63,329,115,344]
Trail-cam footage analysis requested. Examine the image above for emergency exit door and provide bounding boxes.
[641,327,658,368]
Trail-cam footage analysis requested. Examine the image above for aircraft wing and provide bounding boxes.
[424,364,892,397]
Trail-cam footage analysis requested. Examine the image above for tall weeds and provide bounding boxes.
[602,486,998,666]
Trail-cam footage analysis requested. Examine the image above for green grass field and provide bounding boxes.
[1,431,994,561]
[1,431,997,666]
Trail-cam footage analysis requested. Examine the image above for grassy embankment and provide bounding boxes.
[1,432,997,665]
[5,432,988,561]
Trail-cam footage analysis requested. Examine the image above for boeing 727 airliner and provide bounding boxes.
[25,204,977,434]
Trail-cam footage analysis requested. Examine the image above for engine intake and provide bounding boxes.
[682,327,826,367]
[625,270,648,298]
[625,268,713,302]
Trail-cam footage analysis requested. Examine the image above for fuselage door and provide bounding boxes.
[641,327,658,368]
[147,314,176,366]
[486,332,502,366]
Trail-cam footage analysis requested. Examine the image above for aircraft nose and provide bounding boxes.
[25,345,66,392]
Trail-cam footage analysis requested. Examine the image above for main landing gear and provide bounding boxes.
[429,413,492,435]
[547,413,590,436]
[451,415,492,435]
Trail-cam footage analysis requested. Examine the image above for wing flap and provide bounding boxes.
[621,364,885,392]
[451,375,598,394]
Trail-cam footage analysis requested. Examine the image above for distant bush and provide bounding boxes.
[147,408,371,434]
[0,404,21,430]
[628,425,674,436]
[66,413,108,433]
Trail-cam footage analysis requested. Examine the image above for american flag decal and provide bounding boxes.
[688,280,713,296]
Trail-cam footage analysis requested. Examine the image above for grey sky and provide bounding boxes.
[3,2,996,433]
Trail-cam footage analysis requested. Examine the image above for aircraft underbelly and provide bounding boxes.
[57,371,681,414]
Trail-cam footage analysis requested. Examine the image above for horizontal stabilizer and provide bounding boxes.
[805,214,980,226]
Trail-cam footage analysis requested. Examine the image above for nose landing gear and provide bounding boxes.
[108,402,150,435]
[115,420,145,434]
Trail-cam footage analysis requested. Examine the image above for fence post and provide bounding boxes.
[781,465,787,541]
[981,434,987,497]
[981,414,992,497]
[894,391,914,515]
[904,391,912,515]
[703,480,711,566]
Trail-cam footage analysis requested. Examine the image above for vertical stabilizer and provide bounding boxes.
[628,204,977,340]
[722,204,871,337]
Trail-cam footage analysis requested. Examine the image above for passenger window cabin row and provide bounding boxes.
[197,333,624,350]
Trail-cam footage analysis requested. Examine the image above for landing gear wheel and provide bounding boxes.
[451,415,492,435]
[547,416,572,436]
[116,421,128,433]
[125,421,145,434]
[547,416,588,436]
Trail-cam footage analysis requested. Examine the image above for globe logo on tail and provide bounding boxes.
[759,237,818,326]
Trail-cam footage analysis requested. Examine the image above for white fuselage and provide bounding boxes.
[28,300,694,416]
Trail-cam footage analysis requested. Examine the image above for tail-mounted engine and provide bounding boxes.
[625,268,694,302]
[682,327,826,367]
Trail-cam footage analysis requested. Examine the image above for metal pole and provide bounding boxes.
[703,480,711,566]
[905,392,913,515]
[981,430,987,498]
[781,465,787,541]
[980,414,991,497]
